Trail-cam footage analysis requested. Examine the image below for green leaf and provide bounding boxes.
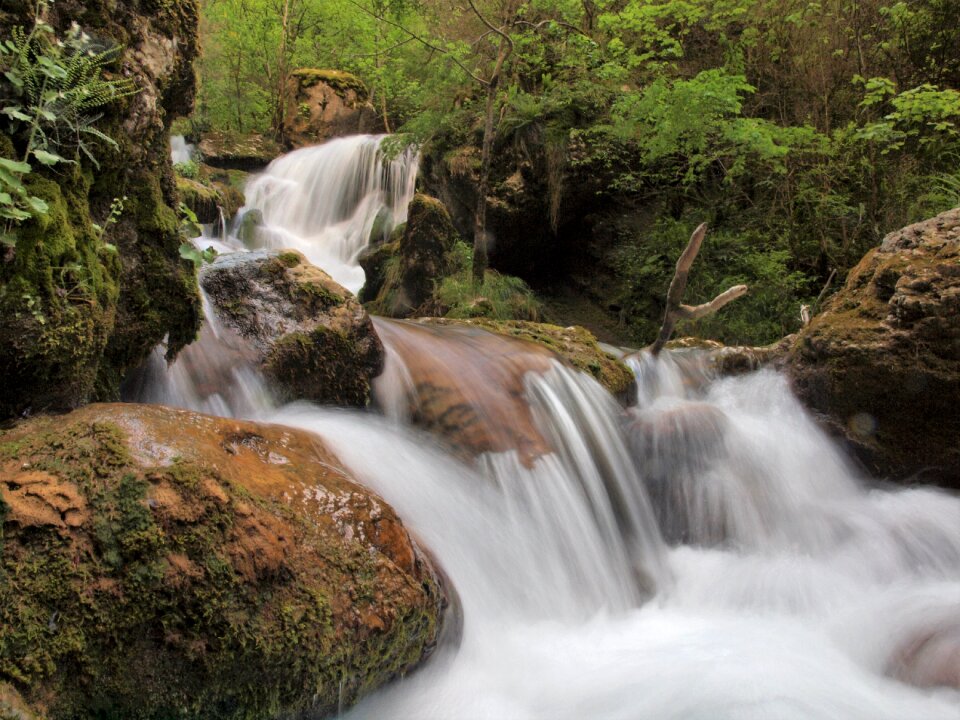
[1,106,31,122]
[179,242,203,267]
[0,233,16,248]
[25,195,49,214]
[0,207,31,221]
[32,149,69,166]
[0,157,32,174]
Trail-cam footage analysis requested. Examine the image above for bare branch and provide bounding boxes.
[648,223,749,356]
[466,0,513,50]
[814,268,837,310]
[678,285,749,320]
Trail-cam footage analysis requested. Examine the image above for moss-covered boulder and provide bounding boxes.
[361,195,459,317]
[175,170,246,225]
[200,250,385,407]
[176,176,221,224]
[0,1,203,416]
[282,69,378,149]
[0,403,444,719]
[785,207,960,486]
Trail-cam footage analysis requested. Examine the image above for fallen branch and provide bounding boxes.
[649,223,748,356]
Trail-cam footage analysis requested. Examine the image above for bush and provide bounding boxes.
[432,242,542,321]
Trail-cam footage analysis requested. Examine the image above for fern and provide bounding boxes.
[0,1,138,229]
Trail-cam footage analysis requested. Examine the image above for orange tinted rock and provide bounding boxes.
[0,403,444,719]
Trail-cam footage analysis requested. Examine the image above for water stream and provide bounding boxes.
[130,135,960,718]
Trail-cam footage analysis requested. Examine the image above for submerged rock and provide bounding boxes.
[786,208,960,486]
[374,317,635,464]
[282,69,378,148]
[0,403,444,719]
[200,250,385,407]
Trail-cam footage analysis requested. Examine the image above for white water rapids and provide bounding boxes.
[129,135,960,718]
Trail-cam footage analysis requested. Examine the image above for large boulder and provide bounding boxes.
[361,194,460,316]
[0,1,203,415]
[200,250,385,407]
[786,208,960,485]
[0,403,444,719]
[282,69,378,149]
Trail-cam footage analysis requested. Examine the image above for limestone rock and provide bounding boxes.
[0,403,443,719]
[785,207,960,486]
[200,250,385,407]
[282,69,378,148]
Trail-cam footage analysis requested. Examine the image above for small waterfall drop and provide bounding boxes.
[170,134,195,165]
[243,135,418,293]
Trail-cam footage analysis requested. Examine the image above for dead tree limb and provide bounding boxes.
[649,223,748,356]
[813,268,837,311]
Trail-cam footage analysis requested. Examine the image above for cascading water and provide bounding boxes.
[243,135,418,293]
[130,135,960,718]
[170,134,195,165]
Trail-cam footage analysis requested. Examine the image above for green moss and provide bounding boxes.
[275,252,301,269]
[291,69,367,97]
[0,171,119,416]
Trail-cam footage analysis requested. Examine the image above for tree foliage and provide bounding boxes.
[195,0,960,344]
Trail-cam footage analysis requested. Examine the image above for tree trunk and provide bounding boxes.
[472,82,498,287]
[472,39,511,287]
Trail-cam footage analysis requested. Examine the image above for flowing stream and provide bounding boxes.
[129,135,960,718]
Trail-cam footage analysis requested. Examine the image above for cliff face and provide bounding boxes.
[0,0,203,417]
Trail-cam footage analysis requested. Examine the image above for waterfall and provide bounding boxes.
[170,134,195,165]
[243,135,418,293]
[128,136,960,719]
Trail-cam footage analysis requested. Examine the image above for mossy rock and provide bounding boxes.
[362,194,459,317]
[200,250,385,407]
[0,172,118,417]
[290,69,368,98]
[0,1,204,413]
[176,176,220,224]
[786,207,960,486]
[0,403,444,719]
[198,132,281,171]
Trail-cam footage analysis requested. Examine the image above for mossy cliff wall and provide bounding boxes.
[0,0,202,417]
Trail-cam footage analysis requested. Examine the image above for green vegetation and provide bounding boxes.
[0,1,136,241]
[191,0,960,345]
[433,242,543,322]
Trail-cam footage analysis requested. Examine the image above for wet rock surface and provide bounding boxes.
[785,208,960,486]
[200,250,385,407]
[374,317,634,464]
[0,403,443,719]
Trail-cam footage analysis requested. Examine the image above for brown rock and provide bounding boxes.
[0,403,444,719]
[785,208,960,486]
[282,69,378,148]
[200,250,385,407]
